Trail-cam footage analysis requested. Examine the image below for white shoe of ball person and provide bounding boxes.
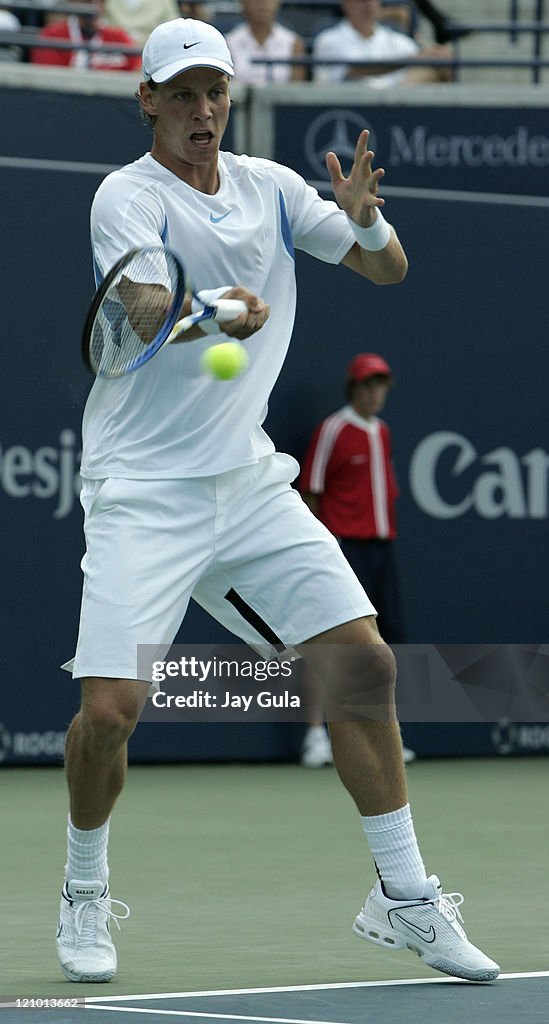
[56,879,130,982]
[353,875,500,982]
[300,726,333,767]
[301,727,417,769]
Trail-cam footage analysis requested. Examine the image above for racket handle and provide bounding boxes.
[212,298,248,320]
[167,298,248,344]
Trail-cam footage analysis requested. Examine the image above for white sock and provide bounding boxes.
[361,804,427,900]
[306,726,327,740]
[65,817,110,883]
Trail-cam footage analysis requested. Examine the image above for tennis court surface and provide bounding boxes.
[2,974,549,1024]
[2,761,548,1023]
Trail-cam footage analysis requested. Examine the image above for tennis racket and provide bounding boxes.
[82,246,247,378]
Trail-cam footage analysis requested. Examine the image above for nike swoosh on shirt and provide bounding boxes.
[210,211,232,223]
[184,42,200,48]
[394,913,436,943]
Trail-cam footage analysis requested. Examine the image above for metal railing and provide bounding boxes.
[508,0,546,81]
[2,7,548,85]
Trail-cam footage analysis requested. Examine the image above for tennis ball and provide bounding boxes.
[201,342,249,381]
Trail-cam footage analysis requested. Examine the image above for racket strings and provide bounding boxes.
[89,249,182,376]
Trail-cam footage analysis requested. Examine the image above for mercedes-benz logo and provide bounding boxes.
[304,110,378,180]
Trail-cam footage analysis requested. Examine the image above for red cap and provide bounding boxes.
[346,353,392,381]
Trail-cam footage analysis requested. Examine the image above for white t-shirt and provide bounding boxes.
[82,152,355,480]
[313,21,418,87]
[226,21,299,85]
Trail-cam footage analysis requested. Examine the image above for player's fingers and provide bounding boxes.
[325,151,345,184]
[368,167,385,192]
[225,304,270,339]
[244,304,270,331]
[353,129,373,167]
[221,286,266,314]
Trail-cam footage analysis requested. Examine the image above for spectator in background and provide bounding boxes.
[0,9,22,61]
[226,0,306,85]
[299,353,415,767]
[105,0,180,43]
[313,0,451,86]
[30,0,141,71]
[177,1,212,22]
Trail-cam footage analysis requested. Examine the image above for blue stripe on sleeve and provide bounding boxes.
[278,190,294,259]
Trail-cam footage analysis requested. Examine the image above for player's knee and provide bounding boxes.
[81,700,140,749]
[325,641,397,722]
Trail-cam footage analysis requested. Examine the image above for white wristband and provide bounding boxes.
[192,286,232,335]
[193,287,232,309]
[347,210,392,252]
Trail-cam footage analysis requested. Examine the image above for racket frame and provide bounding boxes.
[82,246,186,377]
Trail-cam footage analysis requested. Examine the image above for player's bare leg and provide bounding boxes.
[299,616,406,813]
[65,678,149,828]
[56,678,148,983]
[298,619,499,981]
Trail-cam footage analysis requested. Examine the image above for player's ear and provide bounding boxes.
[139,81,159,116]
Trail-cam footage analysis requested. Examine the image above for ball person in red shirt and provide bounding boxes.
[301,353,404,641]
[300,353,414,765]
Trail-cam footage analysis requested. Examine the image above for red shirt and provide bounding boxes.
[30,17,141,72]
[300,406,399,540]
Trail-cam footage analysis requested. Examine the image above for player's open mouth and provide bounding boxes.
[190,131,214,147]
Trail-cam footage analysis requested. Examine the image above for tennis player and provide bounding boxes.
[57,17,499,985]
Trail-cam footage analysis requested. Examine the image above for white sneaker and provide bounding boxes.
[300,726,333,768]
[56,879,130,983]
[353,875,500,982]
[402,746,417,764]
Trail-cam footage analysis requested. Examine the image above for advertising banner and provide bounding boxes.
[276,103,549,194]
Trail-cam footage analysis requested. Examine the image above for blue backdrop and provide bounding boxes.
[1,85,547,763]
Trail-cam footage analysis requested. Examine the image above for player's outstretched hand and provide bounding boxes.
[217,287,270,340]
[326,129,385,228]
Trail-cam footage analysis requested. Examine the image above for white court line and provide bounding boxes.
[1,157,548,210]
[85,1010,353,1024]
[0,155,119,175]
[85,970,549,1003]
[311,180,549,208]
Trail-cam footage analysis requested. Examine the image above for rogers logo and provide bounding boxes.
[409,431,549,520]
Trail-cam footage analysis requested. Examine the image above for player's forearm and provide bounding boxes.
[170,293,212,343]
[342,234,408,285]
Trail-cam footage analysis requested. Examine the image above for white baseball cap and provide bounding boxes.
[142,18,234,83]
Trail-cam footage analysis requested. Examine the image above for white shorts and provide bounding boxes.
[64,452,375,680]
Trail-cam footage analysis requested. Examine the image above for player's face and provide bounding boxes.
[142,68,231,179]
[351,376,391,419]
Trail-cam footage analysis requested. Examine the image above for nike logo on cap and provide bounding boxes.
[184,42,200,49]
[210,211,232,223]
